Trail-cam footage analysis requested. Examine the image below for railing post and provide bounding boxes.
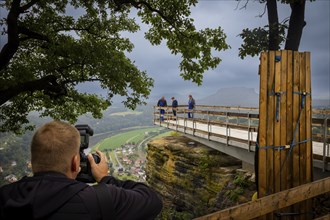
[248,113,251,152]
[237,107,240,125]
[159,107,162,126]
[207,110,210,140]
[184,109,187,134]
[193,119,195,136]
[175,111,178,131]
[226,112,229,146]
[323,117,329,172]
[153,106,156,125]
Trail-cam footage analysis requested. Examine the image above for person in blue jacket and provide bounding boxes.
[0,120,162,220]
[188,94,195,118]
[157,96,167,121]
[171,97,178,118]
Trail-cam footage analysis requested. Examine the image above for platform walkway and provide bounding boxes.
[153,105,330,171]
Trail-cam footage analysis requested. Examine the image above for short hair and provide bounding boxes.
[31,120,80,174]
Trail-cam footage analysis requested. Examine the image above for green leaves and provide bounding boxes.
[1,0,229,133]
[238,27,269,59]
[140,0,229,85]
[238,23,287,59]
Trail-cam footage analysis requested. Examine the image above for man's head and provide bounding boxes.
[171,97,175,100]
[31,120,81,178]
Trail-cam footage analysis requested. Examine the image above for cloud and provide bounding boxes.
[125,0,329,101]
[1,1,329,101]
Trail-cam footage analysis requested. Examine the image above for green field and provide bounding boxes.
[109,111,143,116]
[151,130,176,139]
[93,127,165,151]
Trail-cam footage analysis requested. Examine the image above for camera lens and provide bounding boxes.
[92,153,101,164]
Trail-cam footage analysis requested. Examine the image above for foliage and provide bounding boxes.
[237,0,315,59]
[238,24,287,59]
[156,207,194,220]
[198,155,210,170]
[225,173,250,202]
[0,0,229,134]
[225,187,244,202]
[0,132,32,186]
[233,173,250,188]
[170,131,181,136]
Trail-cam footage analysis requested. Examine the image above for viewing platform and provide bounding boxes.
[153,105,330,172]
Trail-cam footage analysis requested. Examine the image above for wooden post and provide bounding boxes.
[257,50,313,219]
[194,177,330,220]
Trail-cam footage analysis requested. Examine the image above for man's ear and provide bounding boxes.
[72,154,80,173]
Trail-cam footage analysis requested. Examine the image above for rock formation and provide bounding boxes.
[146,135,256,219]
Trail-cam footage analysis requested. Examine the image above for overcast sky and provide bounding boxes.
[0,1,329,103]
[123,0,329,102]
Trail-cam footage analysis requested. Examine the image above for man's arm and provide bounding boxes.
[100,176,163,219]
[88,151,163,219]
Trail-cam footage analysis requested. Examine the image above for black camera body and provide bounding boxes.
[75,124,100,183]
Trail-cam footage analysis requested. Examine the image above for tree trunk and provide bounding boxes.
[285,0,306,50]
[267,0,280,50]
[0,0,21,71]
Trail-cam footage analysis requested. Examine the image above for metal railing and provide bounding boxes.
[153,105,330,169]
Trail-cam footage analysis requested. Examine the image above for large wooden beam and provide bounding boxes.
[194,177,330,220]
[314,214,330,220]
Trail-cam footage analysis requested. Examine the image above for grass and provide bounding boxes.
[151,130,177,140]
[107,151,118,167]
[92,127,164,151]
[109,111,143,116]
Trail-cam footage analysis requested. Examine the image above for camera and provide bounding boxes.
[75,124,100,183]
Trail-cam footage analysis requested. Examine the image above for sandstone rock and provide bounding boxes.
[146,135,256,219]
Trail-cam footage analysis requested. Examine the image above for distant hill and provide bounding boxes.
[313,99,330,108]
[147,93,188,106]
[197,87,259,107]
[147,88,260,107]
[148,87,329,109]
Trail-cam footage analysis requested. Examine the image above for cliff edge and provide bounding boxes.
[146,135,256,219]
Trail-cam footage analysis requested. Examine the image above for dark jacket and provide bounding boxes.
[157,99,167,107]
[172,100,178,108]
[0,172,162,220]
[188,98,195,109]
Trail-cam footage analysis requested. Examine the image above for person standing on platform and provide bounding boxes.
[157,96,167,121]
[188,94,195,118]
[171,97,178,119]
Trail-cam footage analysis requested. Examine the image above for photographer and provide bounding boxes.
[0,120,163,220]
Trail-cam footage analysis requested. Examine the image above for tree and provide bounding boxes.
[0,0,229,134]
[238,0,313,59]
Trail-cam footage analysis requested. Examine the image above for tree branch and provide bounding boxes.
[18,26,50,42]
[20,0,41,12]
[0,75,67,106]
[0,0,21,71]
[138,1,174,27]
[114,0,184,36]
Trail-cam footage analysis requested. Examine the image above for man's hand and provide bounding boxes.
[88,150,109,183]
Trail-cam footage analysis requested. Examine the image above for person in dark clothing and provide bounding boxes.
[0,120,162,220]
[157,96,167,121]
[171,97,178,118]
[188,94,195,118]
